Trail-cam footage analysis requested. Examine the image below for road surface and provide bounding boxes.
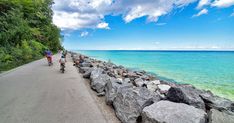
[0,54,108,123]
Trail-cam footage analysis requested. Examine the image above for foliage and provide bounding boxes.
[0,0,62,71]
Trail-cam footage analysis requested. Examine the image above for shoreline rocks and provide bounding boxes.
[71,52,234,123]
[208,109,234,123]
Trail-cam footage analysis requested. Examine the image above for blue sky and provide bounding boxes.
[52,0,234,50]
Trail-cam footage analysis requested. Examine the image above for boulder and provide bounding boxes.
[113,87,160,123]
[146,80,160,92]
[79,67,90,73]
[126,71,139,79]
[167,86,206,110]
[80,62,92,67]
[83,68,94,78]
[142,100,207,123]
[133,78,145,87]
[105,78,133,105]
[90,68,109,93]
[90,68,103,79]
[158,84,171,93]
[123,78,131,83]
[208,109,234,123]
[91,73,110,93]
[200,91,234,112]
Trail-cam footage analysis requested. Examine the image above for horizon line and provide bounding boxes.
[69,49,234,51]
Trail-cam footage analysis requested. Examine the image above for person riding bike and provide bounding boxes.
[59,55,66,73]
[45,49,53,65]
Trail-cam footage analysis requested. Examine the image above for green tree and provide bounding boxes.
[0,0,62,71]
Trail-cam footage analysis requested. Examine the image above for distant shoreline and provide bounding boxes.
[71,49,234,52]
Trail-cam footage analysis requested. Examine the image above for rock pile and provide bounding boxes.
[71,52,234,123]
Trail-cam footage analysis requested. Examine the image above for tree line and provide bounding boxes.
[0,0,62,71]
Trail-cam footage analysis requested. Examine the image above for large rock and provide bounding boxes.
[146,80,160,92]
[123,78,131,83]
[105,77,133,105]
[208,109,234,123]
[167,86,205,110]
[158,84,171,93]
[90,68,103,79]
[133,78,145,87]
[90,68,109,93]
[142,100,207,123]
[79,67,91,73]
[91,73,110,93]
[83,68,94,78]
[80,62,92,67]
[200,91,234,112]
[113,87,160,123]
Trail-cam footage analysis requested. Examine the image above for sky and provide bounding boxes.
[52,0,234,50]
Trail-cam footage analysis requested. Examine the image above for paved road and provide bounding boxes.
[0,54,107,123]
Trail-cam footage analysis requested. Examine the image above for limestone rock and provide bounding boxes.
[113,87,160,123]
[158,84,171,93]
[167,86,205,110]
[208,109,234,123]
[142,100,207,123]
[146,80,160,92]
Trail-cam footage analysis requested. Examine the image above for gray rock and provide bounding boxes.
[142,100,207,123]
[123,78,131,83]
[90,68,109,93]
[133,78,145,87]
[80,62,92,67]
[200,91,234,112]
[167,86,206,110]
[167,86,205,110]
[208,109,234,123]
[126,71,139,79]
[83,68,94,78]
[105,78,122,105]
[105,78,133,105]
[91,73,110,93]
[113,87,160,123]
[158,84,171,93]
[146,80,160,92]
[79,67,90,73]
[90,68,103,79]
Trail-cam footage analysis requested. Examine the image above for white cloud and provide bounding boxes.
[211,0,234,8]
[52,0,199,30]
[52,0,234,30]
[53,11,103,30]
[52,0,111,30]
[192,9,208,17]
[97,22,110,29]
[113,0,196,23]
[197,0,211,9]
[80,31,89,37]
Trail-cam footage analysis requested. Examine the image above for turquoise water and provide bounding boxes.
[76,50,234,100]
